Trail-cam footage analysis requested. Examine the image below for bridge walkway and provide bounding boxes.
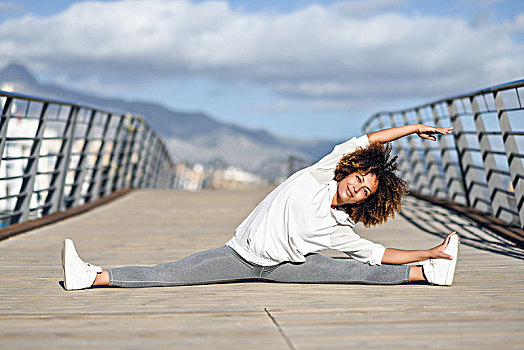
[0,188,523,349]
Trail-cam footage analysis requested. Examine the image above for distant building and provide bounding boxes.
[173,162,264,191]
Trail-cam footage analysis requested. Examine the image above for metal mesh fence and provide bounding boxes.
[362,79,524,229]
[0,90,175,226]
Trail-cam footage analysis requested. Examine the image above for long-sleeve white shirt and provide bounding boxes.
[226,135,386,266]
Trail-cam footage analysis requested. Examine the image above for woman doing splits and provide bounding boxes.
[62,124,459,290]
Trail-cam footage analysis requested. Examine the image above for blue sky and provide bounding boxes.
[0,0,523,140]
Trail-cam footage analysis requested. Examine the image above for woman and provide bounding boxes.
[62,123,459,290]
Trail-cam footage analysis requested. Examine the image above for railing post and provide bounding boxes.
[156,149,165,189]
[155,143,168,189]
[416,107,446,198]
[138,126,154,188]
[471,95,513,222]
[402,111,429,194]
[85,113,112,203]
[387,113,414,185]
[0,97,14,165]
[44,106,79,214]
[448,100,481,209]
[149,140,162,189]
[112,115,134,191]
[121,116,139,189]
[432,103,464,203]
[142,135,158,189]
[159,147,172,189]
[68,109,97,208]
[494,91,524,227]
[102,114,125,196]
[12,103,49,223]
[131,118,147,188]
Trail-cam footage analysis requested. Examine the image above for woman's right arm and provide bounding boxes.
[367,124,453,144]
[381,232,458,264]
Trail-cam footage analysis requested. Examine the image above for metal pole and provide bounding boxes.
[447,100,477,208]
[85,112,112,203]
[494,90,524,227]
[138,125,154,188]
[432,103,463,203]
[112,115,133,191]
[416,107,446,197]
[0,97,14,167]
[471,95,513,222]
[44,106,79,214]
[102,114,125,196]
[402,111,428,194]
[12,102,49,223]
[387,112,413,185]
[149,140,162,189]
[121,115,139,189]
[143,134,158,189]
[131,118,147,188]
[68,109,97,208]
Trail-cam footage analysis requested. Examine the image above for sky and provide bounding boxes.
[0,0,523,140]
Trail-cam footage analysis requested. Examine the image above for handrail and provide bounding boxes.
[0,90,175,226]
[0,89,137,115]
[362,79,524,229]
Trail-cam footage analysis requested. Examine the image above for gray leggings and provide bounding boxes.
[107,246,410,287]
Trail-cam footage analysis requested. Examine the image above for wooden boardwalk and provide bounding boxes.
[1,188,523,349]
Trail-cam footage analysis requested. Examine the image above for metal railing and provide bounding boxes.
[0,90,175,226]
[362,79,524,229]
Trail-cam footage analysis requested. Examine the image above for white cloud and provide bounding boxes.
[0,1,20,15]
[331,0,406,18]
[0,0,522,108]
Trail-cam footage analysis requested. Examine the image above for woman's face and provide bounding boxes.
[334,172,378,206]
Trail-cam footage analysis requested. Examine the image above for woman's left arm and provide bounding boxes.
[381,232,457,264]
[367,124,453,144]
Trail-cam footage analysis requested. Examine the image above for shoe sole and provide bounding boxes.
[444,235,459,285]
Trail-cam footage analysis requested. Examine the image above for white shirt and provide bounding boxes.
[226,135,386,266]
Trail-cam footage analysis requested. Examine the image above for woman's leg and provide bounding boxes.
[409,266,425,282]
[264,253,411,285]
[105,246,262,288]
[85,247,424,288]
[93,271,109,286]
[97,256,426,286]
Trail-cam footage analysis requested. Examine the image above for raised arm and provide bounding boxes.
[367,124,453,144]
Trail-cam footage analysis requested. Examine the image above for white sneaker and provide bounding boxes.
[62,239,102,290]
[423,234,459,286]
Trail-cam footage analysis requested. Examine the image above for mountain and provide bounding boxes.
[0,63,38,85]
[0,63,339,179]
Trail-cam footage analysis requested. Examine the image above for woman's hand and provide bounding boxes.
[416,125,453,141]
[427,232,459,260]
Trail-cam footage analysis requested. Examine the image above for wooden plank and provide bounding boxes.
[0,188,134,242]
